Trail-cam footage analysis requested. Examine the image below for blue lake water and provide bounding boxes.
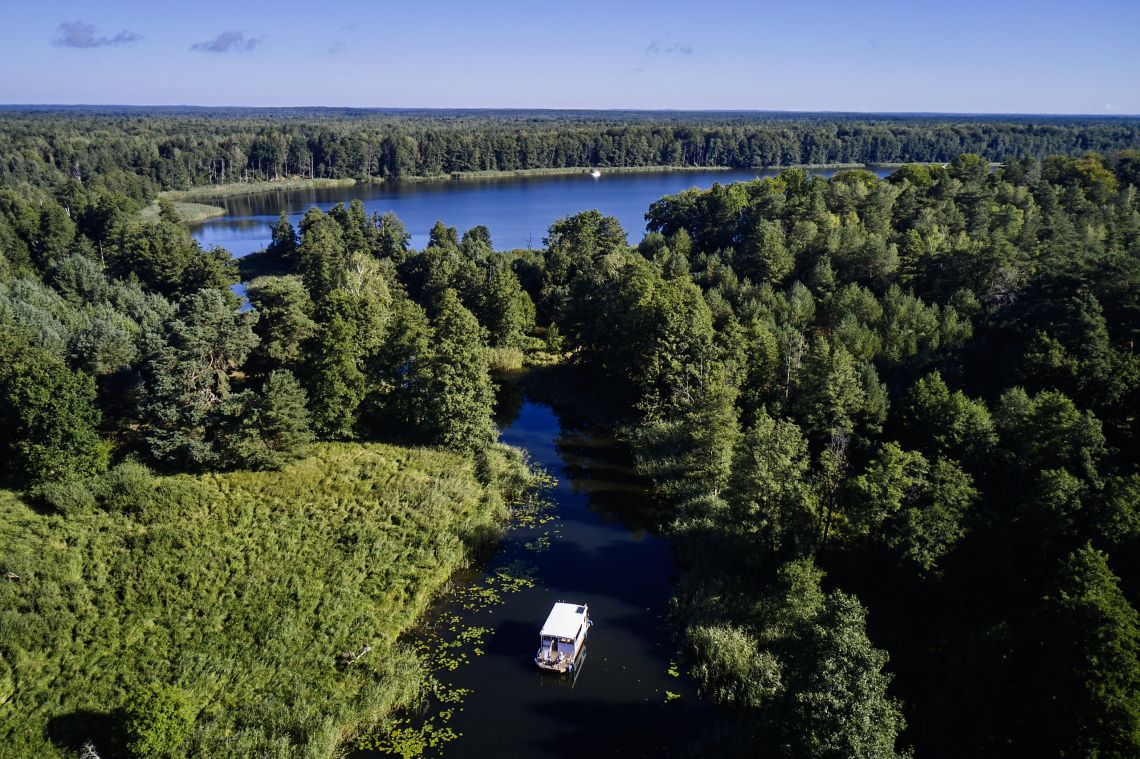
[191,167,890,256]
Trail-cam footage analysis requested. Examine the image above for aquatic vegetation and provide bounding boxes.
[367,463,554,754]
[364,716,460,758]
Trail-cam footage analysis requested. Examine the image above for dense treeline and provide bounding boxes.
[2,107,1140,193]
[2,143,1140,757]
[0,155,539,754]
[528,154,1139,757]
[0,194,537,486]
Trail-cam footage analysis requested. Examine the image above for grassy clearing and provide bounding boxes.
[0,441,531,758]
[138,201,227,224]
[162,177,357,202]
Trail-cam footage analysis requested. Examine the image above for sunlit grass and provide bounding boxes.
[163,177,357,202]
[138,201,227,224]
[0,441,527,758]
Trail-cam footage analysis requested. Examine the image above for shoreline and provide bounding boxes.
[139,200,228,224]
[160,162,937,204]
[162,177,358,202]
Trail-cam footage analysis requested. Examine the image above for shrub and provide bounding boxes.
[689,624,783,708]
[122,684,195,758]
[35,478,97,515]
[96,460,155,514]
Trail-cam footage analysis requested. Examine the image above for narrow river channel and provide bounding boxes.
[371,386,704,757]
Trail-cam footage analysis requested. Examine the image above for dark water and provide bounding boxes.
[191,167,888,256]
[385,393,702,758]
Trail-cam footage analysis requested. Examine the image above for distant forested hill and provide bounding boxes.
[1,107,1138,193]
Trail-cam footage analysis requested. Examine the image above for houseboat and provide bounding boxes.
[535,602,591,673]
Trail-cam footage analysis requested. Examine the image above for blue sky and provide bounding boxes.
[1,0,1138,113]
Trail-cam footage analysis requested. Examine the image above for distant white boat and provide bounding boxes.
[535,602,591,673]
[590,169,601,178]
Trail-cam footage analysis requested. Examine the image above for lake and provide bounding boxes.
[191,167,891,256]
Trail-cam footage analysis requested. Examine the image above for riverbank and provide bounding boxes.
[421,165,739,182]
[162,177,358,202]
[0,441,532,758]
[164,161,928,204]
[358,389,703,758]
[138,200,228,224]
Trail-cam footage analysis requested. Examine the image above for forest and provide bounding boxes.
[2,107,1139,193]
[0,116,1138,757]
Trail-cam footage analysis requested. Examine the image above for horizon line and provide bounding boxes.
[1,103,1138,119]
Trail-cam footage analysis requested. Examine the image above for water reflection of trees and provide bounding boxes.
[492,374,525,429]
[554,425,666,535]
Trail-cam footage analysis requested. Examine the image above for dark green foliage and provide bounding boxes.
[633,361,739,504]
[623,157,1140,756]
[1,110,1138,193]
[725,410,816,557]
[109,218,237,297]
[96,460,156,514]
[994,388,1105,484]
[139,288,259,470]
[684,559,906,758]
[304,308,366,439]
[297,207,348,299]
[32,458,156,518]
[34,477,98,515]
[423,290,496,451]
[846,444,976,574]
[2,121,1140,759]
[375,212,411,262]
[245,275,317,375]
[428,220,459,249]
[0,340,108,485]
[1027,546,1140,758]
[688,624,783,708]
[266,210,297,261]
[471,264,535,348]
[777,589,905,758]
[123,683,196,758]
[737,218,793,285]
[900,371,996,468]
[213,371,314,470]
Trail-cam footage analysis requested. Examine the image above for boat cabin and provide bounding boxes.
[535,602,591,673]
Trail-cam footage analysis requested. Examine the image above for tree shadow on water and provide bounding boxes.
[47,709,126,759]
[523,698,700,758]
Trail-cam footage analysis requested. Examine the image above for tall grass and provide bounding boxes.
[163,177,357,202]
[0,442,529,758]
[138,201,227,224]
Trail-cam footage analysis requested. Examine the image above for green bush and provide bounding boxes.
[122,684,195,758]
[95,460,155,514]
[35,478,97,515]
[689,624,783,708]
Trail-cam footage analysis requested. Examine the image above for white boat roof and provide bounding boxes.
[540,602,588,639]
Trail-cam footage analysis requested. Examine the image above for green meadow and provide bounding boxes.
[0,442,530,758]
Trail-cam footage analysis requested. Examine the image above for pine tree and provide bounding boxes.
[266,210,297,261]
